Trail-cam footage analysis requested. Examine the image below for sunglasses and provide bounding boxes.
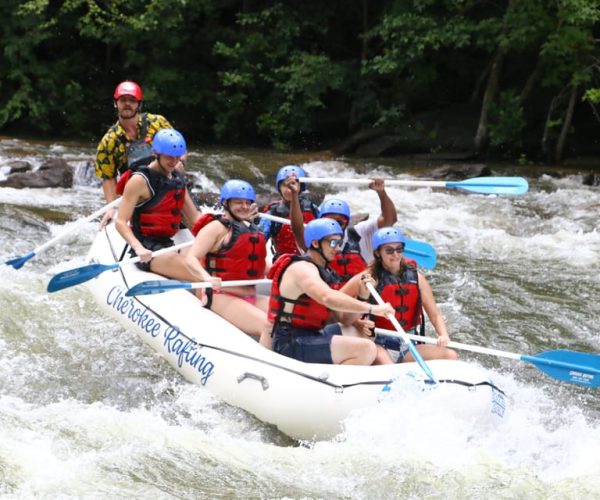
[382,245,404,255]
[324,238,342,248]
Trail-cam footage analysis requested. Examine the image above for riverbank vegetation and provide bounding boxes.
[1,0,600,164]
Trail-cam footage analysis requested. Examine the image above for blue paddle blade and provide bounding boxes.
[404,239,437,269]
[446,177,529,195]
[4,251,36,269]
[47,262,119,293]
[522,350,600,388]
[125,279,191,296]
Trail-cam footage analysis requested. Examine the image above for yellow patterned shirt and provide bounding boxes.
[94,112,172,180]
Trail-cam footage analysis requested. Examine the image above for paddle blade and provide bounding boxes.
[4,251,36,269]
[47,262,118,292]
[523,350,600,388]
[404,239,437,269]
[446,177,529,195]
[126,279,191,296]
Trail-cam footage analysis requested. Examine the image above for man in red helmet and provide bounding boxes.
[95,81,175,227]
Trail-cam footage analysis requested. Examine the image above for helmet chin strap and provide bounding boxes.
[156,156,170,175]
[223,201,245,223]
[312,240,331,265]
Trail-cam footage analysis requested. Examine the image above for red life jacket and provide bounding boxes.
[130,167,186,239]
[194,213,267,280]
[268,254,339,329]
[263,196,318,259]
[329,226,368,284]
[370,258,423,333]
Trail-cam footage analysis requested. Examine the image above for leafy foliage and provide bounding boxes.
[0,0,599,160]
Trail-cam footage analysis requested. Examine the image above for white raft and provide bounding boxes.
[86,223,507,441]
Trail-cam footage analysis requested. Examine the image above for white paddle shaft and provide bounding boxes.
[186,278,272,289]
[258,212,293,225]
[35,198,122,254]
[374,328,522,361]
[299,177,446,188]
[120,240,193,266]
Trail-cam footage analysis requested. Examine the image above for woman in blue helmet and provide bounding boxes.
[185,179,272,348]
[268,218,395,364]
[289,178,398,284]
[115,128,202,279]
[258,165,319,262]
[341,227,457,364]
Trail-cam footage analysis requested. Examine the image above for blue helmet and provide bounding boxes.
[220,179,256,204]
[276,165,307,193]
[304,218,343,249]
[152,129,187,156]
[372,227,406,251]
[318,199,350,220]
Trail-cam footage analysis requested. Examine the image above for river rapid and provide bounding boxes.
[0,136,599,499]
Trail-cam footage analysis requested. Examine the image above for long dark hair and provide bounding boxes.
[367,250,408,279]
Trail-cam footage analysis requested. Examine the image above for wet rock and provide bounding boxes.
[191,191,221,210]
[426,164,492,179]
[2,160,32,173]
[0,158,73,188]
[356,135,407,157]
[582,173,600,186]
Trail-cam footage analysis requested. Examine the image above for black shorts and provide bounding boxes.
[272,323,342,364]
[129,237,175,272]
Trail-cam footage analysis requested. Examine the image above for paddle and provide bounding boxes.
[4,198,122,269]
[47,240,194,293]
[366,282,437,383]
[298,176,529,196]
[375,328,600,388]
[125,278,273,297]
[258,213,437,269]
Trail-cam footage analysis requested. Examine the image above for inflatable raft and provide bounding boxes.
[85,223,507,441]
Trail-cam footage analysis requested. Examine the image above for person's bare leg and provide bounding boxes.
[330,336,376,365]
[211,294,273,349]
[340,323,392,364]
[149,248,196,281]
[402,344,457,362]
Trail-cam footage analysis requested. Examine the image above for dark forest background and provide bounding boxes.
[1,0,600,164]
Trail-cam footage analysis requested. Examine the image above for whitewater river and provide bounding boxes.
[0,137,599,499]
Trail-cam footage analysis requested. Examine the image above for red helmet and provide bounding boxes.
[113,81,143,101]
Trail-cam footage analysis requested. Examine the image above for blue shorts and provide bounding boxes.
[273,323,342,364]
[375,334,411,363]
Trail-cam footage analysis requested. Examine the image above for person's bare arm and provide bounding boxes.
[181,191,201,230]
[293,263,393,318]
[419,272,450,346]
[370,178,397,228]
[288,178,307,252]
[99,178,119,228]
[184,221,227,286]
[114,176,152,261]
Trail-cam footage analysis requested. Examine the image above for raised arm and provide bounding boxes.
[370,178,397,228]
[287,176,307,252]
